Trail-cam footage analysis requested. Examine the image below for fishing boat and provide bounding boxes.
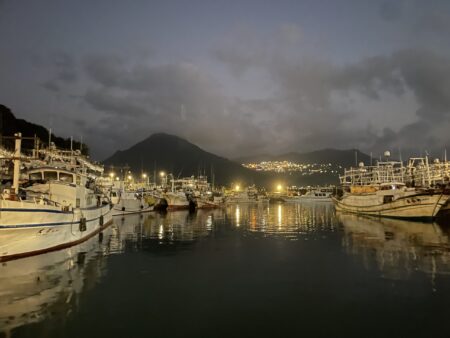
[164,191,195,210]
[112,189,155,215]
[286,186,334,202]
[0,133,113,262]
[333,152,450,220]
[225,185,261,203]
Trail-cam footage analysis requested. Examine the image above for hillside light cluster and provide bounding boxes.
[243,161,341,175]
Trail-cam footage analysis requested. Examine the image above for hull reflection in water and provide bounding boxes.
[226,202,337,239]
[0,227,114,335]
[338,212,450,280]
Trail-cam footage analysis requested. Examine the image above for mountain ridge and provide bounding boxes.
[103,132,373,187]
[0,104,88,154]
[103,133,258,186]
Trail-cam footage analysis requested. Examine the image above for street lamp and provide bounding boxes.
[142,173,148,185]
[159,171,166,187]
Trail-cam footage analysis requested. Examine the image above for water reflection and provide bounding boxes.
[0,227,113,336]
[226,202,337,239]
[4,204,450,336]
[105,209,225,256]
[338,212,450,281]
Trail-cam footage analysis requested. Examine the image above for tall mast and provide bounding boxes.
[12,133,22,195]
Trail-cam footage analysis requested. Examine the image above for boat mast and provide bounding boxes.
[12,133,22,195]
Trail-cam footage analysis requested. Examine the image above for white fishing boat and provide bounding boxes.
[333,183,448,219]
[333,152,450,220]
[286,186,334,202]
[112,189,155,215]
[0,133,113,262]
[225,185,260,203]
[164,191,194,210]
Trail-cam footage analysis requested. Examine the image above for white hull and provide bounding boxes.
[196,198,221,209]
[112,197,154,216]
[165,192,190,210]
[0,200,112,261]
[333,192,449,219]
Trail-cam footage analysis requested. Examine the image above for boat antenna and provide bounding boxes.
[445,149,447,162]
[355,149,358,167]
[370,152,373,166]
[48,128,52,147]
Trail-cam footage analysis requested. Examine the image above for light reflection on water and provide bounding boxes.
[226,201,337,239]
[1,203,450,336]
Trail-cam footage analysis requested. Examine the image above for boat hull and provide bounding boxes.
[112,197,154,216]
[332,193,449,220]
[164,193,191,210]
[0,200,113,262]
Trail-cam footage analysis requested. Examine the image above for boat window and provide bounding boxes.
[43,171,58,181]
[29,172,42,181]
[59,172,74,183]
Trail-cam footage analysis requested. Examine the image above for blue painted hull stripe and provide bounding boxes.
[0,215,106,229]
[0,208,70,214]
[0,206,109,214]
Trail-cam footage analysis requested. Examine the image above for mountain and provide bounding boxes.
[236,148,372,167]
[103,133,258,186]
[103,133,374,187]
[0,104,87,154]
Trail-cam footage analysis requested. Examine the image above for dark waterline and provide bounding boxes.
[2,203,450,338]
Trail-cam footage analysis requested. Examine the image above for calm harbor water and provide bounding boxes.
[2,203,450,338]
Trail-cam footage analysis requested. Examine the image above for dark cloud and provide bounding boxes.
[214,26,450,157]
[42,52,78,93]
[42,80,60,93]
[76,42,450,160]
[79,54,275,158]
[379,1,403,22]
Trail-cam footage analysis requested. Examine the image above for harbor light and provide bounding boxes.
[115,177,119,181]
[109,172,115,178]
[142,173,147,179]
[127,175,132,180]
[235,184,240,191]
[159,171,166,177]
[276,184,283,192]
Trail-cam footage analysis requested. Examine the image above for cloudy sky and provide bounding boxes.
[1,0,449,160]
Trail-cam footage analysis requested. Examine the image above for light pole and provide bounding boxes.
[142,173,148,186]
[159,171,166,187]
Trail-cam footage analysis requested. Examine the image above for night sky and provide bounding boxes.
[1,0,449,160]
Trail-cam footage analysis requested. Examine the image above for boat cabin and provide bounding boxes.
[24,167,97,209]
